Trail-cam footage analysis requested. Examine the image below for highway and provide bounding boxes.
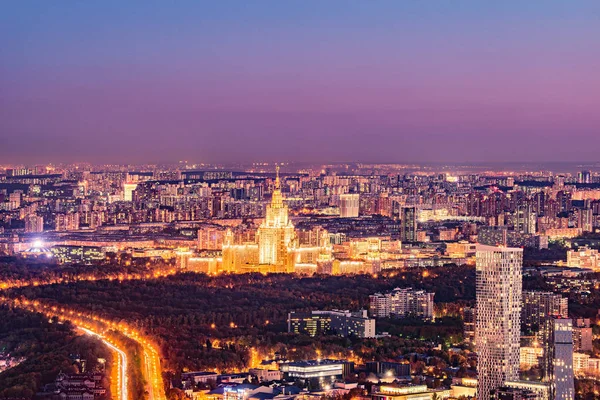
[0,272,173,400]
[1,297,166,400]
[80,327,128,400]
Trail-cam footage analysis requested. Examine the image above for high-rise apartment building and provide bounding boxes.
[578,208,594,232]
[339,193,360,218]
[476,245,523,400]
[24,214,44,233]
[55,213,80,231]
[573,318,593,352]
[521,291,568,332]
[197,226,226,250]
[463,306,476,343]
[400,206,417,243]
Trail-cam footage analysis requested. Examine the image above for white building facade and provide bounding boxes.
[476,245,522,400]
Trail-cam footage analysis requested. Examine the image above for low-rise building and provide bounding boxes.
[371,384,450,400]
[520,346,543,369]
[567,246,600,270]
[279,359,353,388]
[249,368,282,382]
[288,310,375,338]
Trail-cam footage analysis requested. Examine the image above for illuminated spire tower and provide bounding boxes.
[257,165,296,271]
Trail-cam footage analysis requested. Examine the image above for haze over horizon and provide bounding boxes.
[2,1,600,164]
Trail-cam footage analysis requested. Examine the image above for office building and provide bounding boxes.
[366,362,411,378]
[476,245,522,400]
[197,226,226,250]
[279,359,351,381]
[372,385,450,400]
[551,318,575,400]
[288,309,375,338]
[451,377,478,399]
[578,170,592,184]
[51,245,106,265]
[520,346,543,369]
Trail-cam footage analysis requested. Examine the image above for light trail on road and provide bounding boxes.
[80,327,128,400]
[1,296,167,400]
[0,268,180,291]
[0,271,174,400]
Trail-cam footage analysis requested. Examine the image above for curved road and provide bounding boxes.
[0,297,166,400]
[80,327,128,400]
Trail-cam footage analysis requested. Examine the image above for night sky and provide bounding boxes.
[1,1,599,164]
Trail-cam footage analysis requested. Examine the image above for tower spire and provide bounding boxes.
[275,164,280,190]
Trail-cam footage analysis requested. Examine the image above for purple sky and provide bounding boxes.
[1,1,600,164]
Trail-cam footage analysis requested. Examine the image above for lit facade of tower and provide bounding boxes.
[339,193,360,218]
[400,206,417,242]
[257,166,296,272]
[123,182,138,202]
[521,291,568,333]
[25,214,44,233]
[476,245,523,400]
[551,318,575,400]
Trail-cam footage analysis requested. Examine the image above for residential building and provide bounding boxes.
[476,245,522,400]
[339,194,360,218]
[521,291,568,332]
[400,207,417,243]
[573,318,593,352]
[369,288,434,320]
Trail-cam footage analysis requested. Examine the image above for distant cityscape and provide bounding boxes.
[2,163,600,274]
[1,162,600,399]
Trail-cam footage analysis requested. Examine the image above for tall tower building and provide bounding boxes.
[400,206,417,242]
[339,194,360,218]
[476,245,523,400]
[579,208,593,232]
[578,170,591,184]
[257,166,296,272]
[123,182,138,202]
[521,291,568,333]
[551,318,575,400]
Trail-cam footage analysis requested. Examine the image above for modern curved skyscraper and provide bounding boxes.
[476,245,522,400]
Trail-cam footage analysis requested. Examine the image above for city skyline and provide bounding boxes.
[2,1,600,164]
[2,2,599,399]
